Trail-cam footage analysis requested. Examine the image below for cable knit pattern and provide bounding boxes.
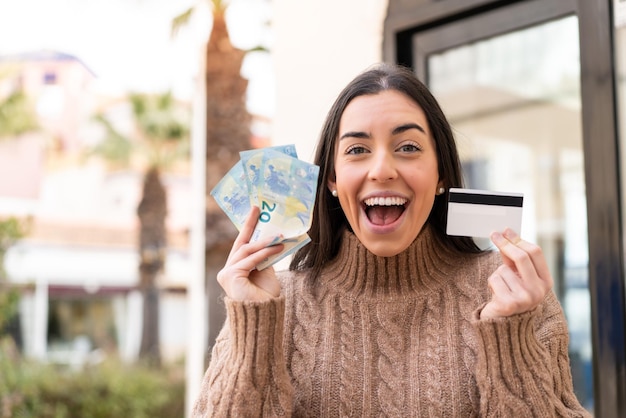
[192,225,592,417]
[452,251,489,414]
[376,300,406,416]
[338,296,356,417]
[289,282,322,416]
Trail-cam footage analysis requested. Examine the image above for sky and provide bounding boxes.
[0,0,275,116]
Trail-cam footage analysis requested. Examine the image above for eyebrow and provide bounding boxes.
[339,131,369,140]
[393,123,426,135]
[339,122,426,140]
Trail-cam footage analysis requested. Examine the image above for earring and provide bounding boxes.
[437,187,445,195]
[331,189,338,197]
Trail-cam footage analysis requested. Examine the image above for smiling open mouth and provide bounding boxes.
[363,196,408,226]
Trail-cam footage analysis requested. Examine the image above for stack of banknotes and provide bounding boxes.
[210,145,320,270]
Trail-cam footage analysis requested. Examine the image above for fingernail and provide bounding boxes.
[491,231,504,244]
[503,228,517,241]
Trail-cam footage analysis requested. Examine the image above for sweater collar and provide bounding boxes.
[321,224,462,298]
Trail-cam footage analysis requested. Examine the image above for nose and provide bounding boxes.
[367,150,397,182]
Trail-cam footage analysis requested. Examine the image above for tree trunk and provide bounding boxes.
[137,166,166,366]
[205,11,251,206]
[204,10,253,354]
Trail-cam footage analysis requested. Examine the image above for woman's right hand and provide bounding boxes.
[217,206,284,302]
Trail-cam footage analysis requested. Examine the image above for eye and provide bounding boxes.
[345,144,369,155]
[397,142,422,153]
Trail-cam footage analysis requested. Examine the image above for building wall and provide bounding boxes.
[1,53,193,364]
[271,0,390,163]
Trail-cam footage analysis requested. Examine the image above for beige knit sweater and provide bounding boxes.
[193,225,591,417]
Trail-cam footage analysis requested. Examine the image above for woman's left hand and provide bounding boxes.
[480,228,554,320]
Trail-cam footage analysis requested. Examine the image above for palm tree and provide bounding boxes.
[92,92,190,366]
[173,0,255,353]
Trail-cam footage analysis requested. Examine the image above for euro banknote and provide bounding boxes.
[210,161,250,230]
[210,144,298,230]
[240,144,297,207]
[210,144,319,269]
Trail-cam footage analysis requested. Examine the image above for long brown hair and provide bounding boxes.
[289,63,482,280]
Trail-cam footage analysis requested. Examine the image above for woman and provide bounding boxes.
[193,63,591,417]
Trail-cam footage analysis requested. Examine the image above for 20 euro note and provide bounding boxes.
[210,145,319,270]
[240,144,298,207]
[210,162,310,270]
[210,160,250,230]
[209,144,300,230]
[250,148,319,270]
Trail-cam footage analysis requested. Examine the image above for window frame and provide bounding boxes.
[384,0,625,416]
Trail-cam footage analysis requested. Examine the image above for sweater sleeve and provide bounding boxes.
[472,291,591,417]
[192,296,294,417]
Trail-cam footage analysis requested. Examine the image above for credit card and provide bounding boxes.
[446,188,523,238]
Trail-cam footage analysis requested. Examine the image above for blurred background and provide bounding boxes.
[0,0,624,417]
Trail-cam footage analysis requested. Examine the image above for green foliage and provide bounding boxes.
[211,0,229,15]
[0,217,24,254]
[0,217,26,332]
[0,90,39,138]
[0,290,19,332]
[129,92,189,145]
[0,344,185,418]
[91,91,190,170]
[170,6,195,37]
[170,0,230,38]
[89,115,133,167]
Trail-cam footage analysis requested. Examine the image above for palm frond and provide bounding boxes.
[90,114,133,166]
[212,0,228,13]
[171,6,196,38]
[90,91,190,171]
[246,45,270,54]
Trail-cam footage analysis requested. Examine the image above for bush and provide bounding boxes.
[0,339,185,418]
[0,216,26,333]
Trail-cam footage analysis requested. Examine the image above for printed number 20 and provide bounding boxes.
[259,201,276,223]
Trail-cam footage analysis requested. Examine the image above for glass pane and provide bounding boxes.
[427,16,593,412]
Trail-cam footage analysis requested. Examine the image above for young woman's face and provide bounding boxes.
[328,90,442,257]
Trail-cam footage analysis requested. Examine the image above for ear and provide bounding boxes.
[327,179,337,194]
[436,180,445,195]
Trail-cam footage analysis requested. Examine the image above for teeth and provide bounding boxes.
[363,196,407,206]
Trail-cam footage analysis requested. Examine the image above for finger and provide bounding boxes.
[502,228,552,286]
[233,206,261,249]
[488,271,512,295]
[230,235,284,270]
[493,264,525,293]
[484,273,516,318]
[233,242,285,272]
[227,207,262,265]
[490,230,550,288]
[250,267,281,296]
[490,230,517,269]
[496,264,542,305]
[219,242,284,291]
[487,268,540,316]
